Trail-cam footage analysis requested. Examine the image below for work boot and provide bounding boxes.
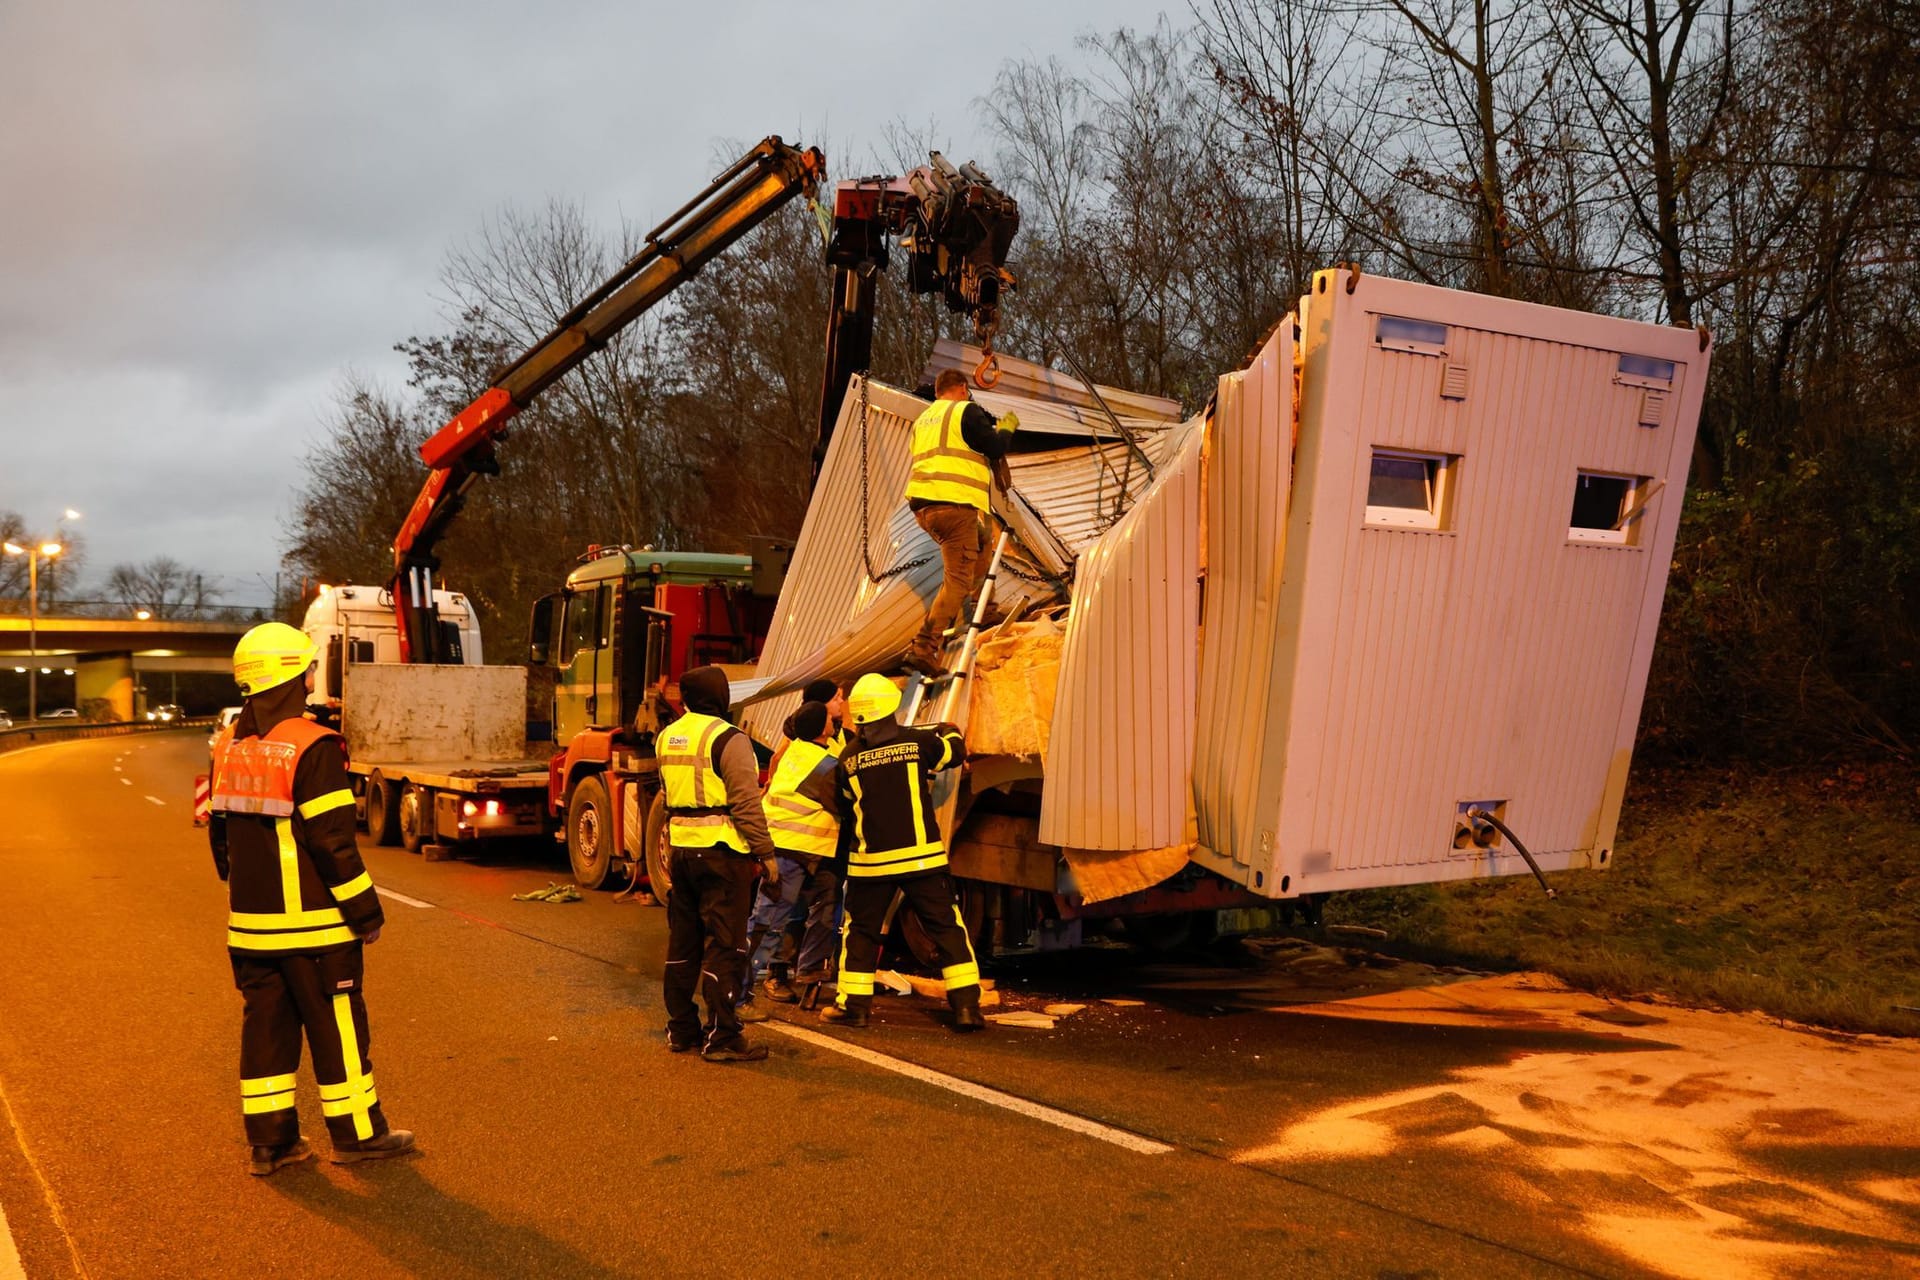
[330,1130,416,1165]
[736,998,770,1024]
[762,964,798,1004]
[902,640,942,675]
[952,1003,988,1033]
[702,1037,769,1063]
[819,999,870,1028]
[248,1137,313,1177]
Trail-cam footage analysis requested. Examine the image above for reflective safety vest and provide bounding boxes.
[657,711,744,851]
[761,739,838,858]
[906,400,992,511]
[211,719,365,953]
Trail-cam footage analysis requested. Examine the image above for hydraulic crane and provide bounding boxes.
[388,135,1019,663]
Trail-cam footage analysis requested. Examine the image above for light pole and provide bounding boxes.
[4,539,63,721]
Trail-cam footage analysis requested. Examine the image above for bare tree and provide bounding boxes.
[105,558,222,619]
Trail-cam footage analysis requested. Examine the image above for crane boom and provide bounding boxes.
[391,137,825,662]
[383,135,1019,666]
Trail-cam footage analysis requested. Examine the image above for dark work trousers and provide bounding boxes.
[837,871,981,1009]
[233,948,389,1149]
[788,856,843,977]
[663,846,760,1048]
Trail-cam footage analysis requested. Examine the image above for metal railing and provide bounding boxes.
[0,717,215,756]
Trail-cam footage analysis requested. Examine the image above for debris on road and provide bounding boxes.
[512,882,582,903]
[1043,1003,1086,1018]
[987,1011,1057,1030]
[1101,998,1145,1007]
[879,970,1002,1007]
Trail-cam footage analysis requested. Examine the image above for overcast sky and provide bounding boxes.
[0,0,1175,608]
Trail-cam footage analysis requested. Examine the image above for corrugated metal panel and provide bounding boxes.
[738,377,919,741]
[1037,417,1205,851]
[1251,272,1707,896]
[923,337,1185,423]
[1189,318,1295,884]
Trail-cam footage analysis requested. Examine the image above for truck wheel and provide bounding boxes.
[366,773,399,847]
[399,785,430,854]
[567,775,614,890]
[642,791,671,904]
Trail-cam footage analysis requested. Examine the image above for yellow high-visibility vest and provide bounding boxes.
[760,739,838,857]
[657,711,744,851]
[905,400,991,511]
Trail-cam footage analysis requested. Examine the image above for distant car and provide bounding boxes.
[40,708,80,720]
[0,711,13,731]
[208,706,242,749]
[145,704,184,723]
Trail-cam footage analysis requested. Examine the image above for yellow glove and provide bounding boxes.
[996,411,1019,433]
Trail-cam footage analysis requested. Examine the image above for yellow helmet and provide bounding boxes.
[847,672,902,725]
[233,622,318,697]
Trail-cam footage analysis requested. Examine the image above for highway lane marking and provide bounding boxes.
[375,887,434,910]
[768,1022,1174,1156]
[143,796,165,807]
[0,1187,24,1280]
[119,778,132,786]
[0,1076,88,1279]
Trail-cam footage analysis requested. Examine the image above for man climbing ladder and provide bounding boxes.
[903,368,1019,674]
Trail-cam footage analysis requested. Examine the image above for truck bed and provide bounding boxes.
[348,759,550,790]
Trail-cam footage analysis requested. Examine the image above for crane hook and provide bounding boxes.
[974,341,1003,390]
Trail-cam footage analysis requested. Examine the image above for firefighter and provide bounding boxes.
[903,368,1019,674]
[209,622,413,1175]
[824,673,986,1032]
[658,665,781,1061]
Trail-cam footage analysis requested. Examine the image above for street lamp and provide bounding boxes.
[4,538,63,721]
[134,609,152,621]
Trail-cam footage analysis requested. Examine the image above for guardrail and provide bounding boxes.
[0,717,216,756]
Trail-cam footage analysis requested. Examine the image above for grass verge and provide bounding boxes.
[1333,762,1920,1038]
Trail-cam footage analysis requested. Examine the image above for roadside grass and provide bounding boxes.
[1333,763,1920,1038]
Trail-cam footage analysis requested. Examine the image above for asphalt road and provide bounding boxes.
[0,733,1910,1279]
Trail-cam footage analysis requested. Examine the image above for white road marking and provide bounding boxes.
[0,1075,86,1279]
[375,887,434,909]
[0,1187,25,1280]
[119,778,132,786]
[144,796,165,807]
[768,1022,1174,1155]
[112,765,121,773]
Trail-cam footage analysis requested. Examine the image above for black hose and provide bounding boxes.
[1470,810,1557,900]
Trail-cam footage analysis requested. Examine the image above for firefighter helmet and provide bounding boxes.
[232,622,318,697]
[847,672,902,725]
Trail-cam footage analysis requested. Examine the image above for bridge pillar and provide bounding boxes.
[76,653,135,722]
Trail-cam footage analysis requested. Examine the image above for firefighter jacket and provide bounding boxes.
[761,739,840,858]
[209,718,383,954]
[658,710,777,857]
[834,719,967,878]
[906,399,1005,512]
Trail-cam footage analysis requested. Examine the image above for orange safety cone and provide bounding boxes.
[193,774,211,827]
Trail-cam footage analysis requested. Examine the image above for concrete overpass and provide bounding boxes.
[0,616,247,720]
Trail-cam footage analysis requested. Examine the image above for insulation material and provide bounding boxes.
[1038,417,1205,852]
[966,616,1064,758]
[1061,843,1196,905]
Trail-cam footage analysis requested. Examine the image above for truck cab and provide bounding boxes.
[303,583,482,710]
[528,541,789,891]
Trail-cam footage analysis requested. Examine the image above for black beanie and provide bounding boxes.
[802,678,839,704]
[790,700,830,742]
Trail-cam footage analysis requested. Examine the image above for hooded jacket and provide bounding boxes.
[666,665,776,858]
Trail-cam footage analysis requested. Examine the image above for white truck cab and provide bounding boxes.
[301,584,483,706]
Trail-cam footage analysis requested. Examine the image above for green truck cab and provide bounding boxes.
[527,542,787,890]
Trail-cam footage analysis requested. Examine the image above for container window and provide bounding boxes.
[1375,314,1449,356]
[1568,471,1646,544]
[1616,353,1676,389]
[1366,449,1454,530]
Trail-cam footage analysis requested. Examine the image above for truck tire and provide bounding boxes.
[642,791,671,904]
[366,773,399,847]
[399,785,430,854]
[567,774,614,890]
